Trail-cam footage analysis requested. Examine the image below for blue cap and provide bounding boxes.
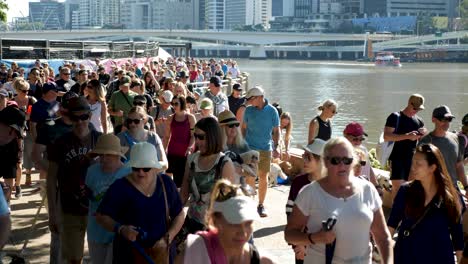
[42,82,59,94]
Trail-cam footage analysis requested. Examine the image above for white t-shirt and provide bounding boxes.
[295,177,381,264]
[89,101,103,133]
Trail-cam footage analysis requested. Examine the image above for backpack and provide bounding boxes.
[153,105,175,120]
[377,112,401,167]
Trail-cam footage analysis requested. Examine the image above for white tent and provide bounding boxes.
[156,47,172,61]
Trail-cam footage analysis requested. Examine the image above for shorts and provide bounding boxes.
[258,150,272,174]
[390,158,412,181]
[60,212,87,261]
[0,164,17,179]
[167,154,187,188]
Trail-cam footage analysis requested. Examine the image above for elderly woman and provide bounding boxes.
[308,99,338,144]
[117,106,167,171]
[388,144,463,264]
[176,179,275,264]
[285,137,393,264]
[96,142,185,264]
[180,117,235,234]
[86,134,131,264]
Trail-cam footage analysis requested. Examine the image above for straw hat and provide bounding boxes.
[218,110,239,126]
[127,142,163,169]
[90,134,127,159]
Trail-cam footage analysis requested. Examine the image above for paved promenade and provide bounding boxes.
[2,173,294,263]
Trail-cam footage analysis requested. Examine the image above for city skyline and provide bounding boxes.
[5,0,66,22]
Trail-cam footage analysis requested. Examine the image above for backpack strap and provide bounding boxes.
[215,153,228,180]
[394,111,401,133]
[197,230,227,264]
[249,243,260,264]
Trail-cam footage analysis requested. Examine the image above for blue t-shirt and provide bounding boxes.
[97,174,183,264]
[221,64,228,74]
[0,187,9,216]
[85,164,131,244]
[243,100,280,151]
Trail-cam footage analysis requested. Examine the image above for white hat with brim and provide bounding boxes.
[302,138,326,156]
[126,142,163,169]
[212,196,259,224]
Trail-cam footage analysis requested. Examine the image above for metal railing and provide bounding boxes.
[188,73,250,95]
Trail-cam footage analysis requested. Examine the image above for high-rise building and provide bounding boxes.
[283,1,295,16]
[121,0,196,30]
[294,0,319,17]
[29,0,66,30]
[387,0,455,17]
[65,0,80,29]
[77,0,120,29]
[205,0,225,29]
[272,0,283,16]
[364,0,386,16]
[225,0,248,29]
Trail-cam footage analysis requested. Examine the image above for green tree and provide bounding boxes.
[457,0,468,30]
[0,0,8,23]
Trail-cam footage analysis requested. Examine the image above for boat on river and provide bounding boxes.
[374,52,402,67]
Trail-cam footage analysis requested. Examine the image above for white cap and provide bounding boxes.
[212,196,259,224]
[302,138,326,156]
[127,142,163,169]
[162,90,174,103]
[245,86,264,99]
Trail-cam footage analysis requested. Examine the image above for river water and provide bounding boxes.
[239,60,468,147]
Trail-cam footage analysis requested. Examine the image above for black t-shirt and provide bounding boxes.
[48,129,101,215]
[385,111,424,160]
[55,79,76,92]
[228,95,245,116]
[99,73,110,85]
[36,118,72,146]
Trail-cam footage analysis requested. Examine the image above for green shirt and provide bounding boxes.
[109,90,138,126]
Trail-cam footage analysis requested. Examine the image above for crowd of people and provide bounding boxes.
[0,56,467,264]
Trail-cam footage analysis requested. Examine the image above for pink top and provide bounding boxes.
[167,114,191,157]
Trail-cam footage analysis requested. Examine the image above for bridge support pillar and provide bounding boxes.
[195,49,199,56]
[354,52,359,59]
[249,45,267,60]
[227,50,230,57]
[337,51,342,60]
[307,52,311,58]
[283,51,287,58]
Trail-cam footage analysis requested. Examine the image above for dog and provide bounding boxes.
[377,174,392,192]
[269,163,288,186]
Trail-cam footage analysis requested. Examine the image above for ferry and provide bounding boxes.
[374,52,402,67]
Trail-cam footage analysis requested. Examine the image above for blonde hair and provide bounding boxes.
[280,112,293,141]
[13,78,30,92]
[206,179,247,227]
[87,80,105,102]
[318,99,338,112]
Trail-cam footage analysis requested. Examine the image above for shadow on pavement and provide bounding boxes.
[254,224,285,239]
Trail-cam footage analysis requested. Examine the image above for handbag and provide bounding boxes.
[133,175,171,264]
[377,112,401,167]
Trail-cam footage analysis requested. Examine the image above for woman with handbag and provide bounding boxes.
[96,142,185,264]
[176,179,275,264]
[387,143,464,264]
[285,137,393,264]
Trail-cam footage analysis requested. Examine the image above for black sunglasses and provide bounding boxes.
[132,167,151,172]
[228,123,240,128]
[171,102,179,106]
[20,89,29,93]
[327,156,353,165]
[63,73,71,75]
[133,101,146,106]
[127,118,143,125]
[359,160,366,166]
[194,133,206,140]
[351,136,365,142]
[70,113,90,121]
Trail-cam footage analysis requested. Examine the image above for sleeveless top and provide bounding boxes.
[167,114,191,157]
[89,101,103,133]
[315,115,332,141]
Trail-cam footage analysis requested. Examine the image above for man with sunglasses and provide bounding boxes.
[419,106,467,192]
[199,76,229,117]
[55,67,76,96]
[343,122,382,194]
[47,96,101,264]
[70,70,89,95]
[242,86,280,217]
[384,94,426,200]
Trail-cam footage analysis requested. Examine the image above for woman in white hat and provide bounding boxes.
[86,134,131,264]
[96,142,185,264]
[176,179,275,264]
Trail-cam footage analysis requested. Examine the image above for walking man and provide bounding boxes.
[383,94,426,200]
[242,86,280,217]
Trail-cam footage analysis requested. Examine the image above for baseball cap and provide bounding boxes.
[200,98,213,110]
[209,76,221,87]
[61,91,79,109]
[408,94,425,110]
[463,113,468,125]
[42,82,59,94]
[177,71,188,79]
[120,76,131,86]
[302,138,326,156]
[133,95,147,105]
[0,89,8,97]
[67,96,91,113]
[212,196,259,224]
[0,105,26,138]
[432,105,455,119]
[343,122,368,137]
[245,86,264,99]
[162,90,174,103]
[232,83,242,91]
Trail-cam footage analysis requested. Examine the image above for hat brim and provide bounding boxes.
[126,159,162,169]
[89,147,128,160]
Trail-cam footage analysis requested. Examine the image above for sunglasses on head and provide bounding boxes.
[437,117,453,122]
[132,167,151,172]
[194,133,206,140]
[70,113,90,121]
[217,183,256,202]
[327,156,353,165]
[228,123,240,128]
[126,118,143,125]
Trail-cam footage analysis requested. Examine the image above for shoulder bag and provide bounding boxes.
[377,112,401,167]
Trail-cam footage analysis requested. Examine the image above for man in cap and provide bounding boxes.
[151,90,175,139]
[242,86,280,217]
[343,122,382,194]
[47,96,101,264]
[106,69,126,102]
[419,106,467,191]
[97,66,110,86]
[108,75,138,133]
[199,76,229,117]
[30,82,60,140]
[228,83,245,116]
[383,94,426,200]
[177,71,189,86]
[0,106,26,202]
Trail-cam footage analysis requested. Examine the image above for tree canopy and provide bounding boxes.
[0,0,8,24]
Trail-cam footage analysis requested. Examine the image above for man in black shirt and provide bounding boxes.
[383,94,426,200]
